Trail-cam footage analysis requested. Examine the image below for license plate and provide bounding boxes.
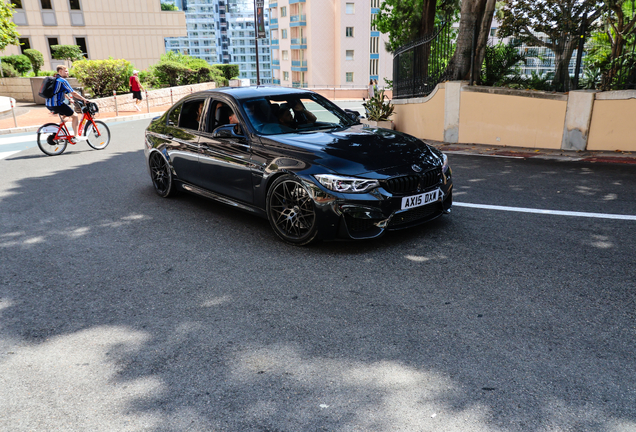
[401,188,441,210]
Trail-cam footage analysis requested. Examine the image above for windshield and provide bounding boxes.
[240,94,355,135]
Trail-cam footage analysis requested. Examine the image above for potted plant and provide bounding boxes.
[361,89,395,129]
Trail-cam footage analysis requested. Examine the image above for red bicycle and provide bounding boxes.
[37,100,111,156]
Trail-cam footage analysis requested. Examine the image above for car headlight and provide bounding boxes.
[314,174,379,193]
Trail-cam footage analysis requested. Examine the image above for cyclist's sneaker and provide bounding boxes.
[75,136,88,141]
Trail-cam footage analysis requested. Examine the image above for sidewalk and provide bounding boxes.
[0,102,172,135]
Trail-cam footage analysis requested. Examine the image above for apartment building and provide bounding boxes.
[164,0,272,84]
[4,0,186,71]
[269,0,392,88]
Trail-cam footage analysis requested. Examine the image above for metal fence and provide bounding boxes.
[393,22,636,97]
[392,22,455,99]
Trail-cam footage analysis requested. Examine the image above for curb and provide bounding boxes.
[0,111,164,136]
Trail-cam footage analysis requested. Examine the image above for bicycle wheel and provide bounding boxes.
[84,120,111,150]
[37,123,67,156]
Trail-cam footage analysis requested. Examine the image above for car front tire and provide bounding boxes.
[266,175,319,245]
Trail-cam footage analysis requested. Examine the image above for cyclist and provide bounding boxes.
[45,65,91,142]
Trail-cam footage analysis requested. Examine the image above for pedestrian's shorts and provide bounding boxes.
[132,91,143,100]
[46,104,74,117]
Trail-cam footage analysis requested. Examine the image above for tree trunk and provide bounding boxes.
[421,0,438,37]
[552,38,577,92]
[446,0,496,81]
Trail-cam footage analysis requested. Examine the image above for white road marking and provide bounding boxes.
[454,202,636,221]
[0,150,22,160]
[0,134,37,147]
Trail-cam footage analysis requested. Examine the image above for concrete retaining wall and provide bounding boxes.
[0,78,36,102]
[392,83,636,152]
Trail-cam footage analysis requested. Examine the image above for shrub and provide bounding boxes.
[39,70,56,76]
[0,54,32,75]
[480,42,526,86]
[72,58,133,98]
[23,49,44,76]
[51,45,84,66]
[363,89,394,121]
[0,61,19,77]
[214,64,240,81]
[149,52,229,88]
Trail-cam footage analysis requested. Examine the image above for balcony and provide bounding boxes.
[290,15,306,26]
[273,79,281,85]
[291,60,307,72]
[272,59,280,65]
[271,39,279,47]
[290,38,307,49]
[292,81,308,88]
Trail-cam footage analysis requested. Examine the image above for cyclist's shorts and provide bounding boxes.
[47,104,74,117]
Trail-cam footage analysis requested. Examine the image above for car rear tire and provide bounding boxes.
[267,175,318,245]
[149,152,174,197]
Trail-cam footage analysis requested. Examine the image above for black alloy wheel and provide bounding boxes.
[149,152,174,197]
[267,175,318,245]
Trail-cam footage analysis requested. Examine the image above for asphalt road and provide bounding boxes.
[1,119,635,432]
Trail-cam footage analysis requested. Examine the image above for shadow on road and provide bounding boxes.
[1,148,635,431]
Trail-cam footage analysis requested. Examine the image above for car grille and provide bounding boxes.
[384,168,442,195]
[389,203,442,228]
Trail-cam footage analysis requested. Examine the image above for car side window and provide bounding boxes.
[179,99,206,131]
[167,103,182,127]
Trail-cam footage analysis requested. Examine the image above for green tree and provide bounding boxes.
[161,2,179,11]
[0,1,19,51]
[1,0,21,77]
[499,0,604,91]
[375,0,459,52]
[597,0,636,89]
[23,48,44,76]
[51,44,85,67]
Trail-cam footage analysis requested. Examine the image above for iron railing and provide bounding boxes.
[392,22,455,99]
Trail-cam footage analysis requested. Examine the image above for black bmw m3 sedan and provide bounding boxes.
[144,86,452,245]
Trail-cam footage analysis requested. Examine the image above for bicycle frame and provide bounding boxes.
[52,110,101,143]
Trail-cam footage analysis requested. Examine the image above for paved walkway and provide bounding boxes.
[0,102,172,134]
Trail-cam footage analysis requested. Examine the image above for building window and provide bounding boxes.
[40,0,52,9]
[282,29,287,39]
[370,58,378,76]
[69,0,81,10]
[346,27,354,37]
[282,50,288,60]
[346,50,354,61]
[346,72,354,82]
[370,36,379,54]
[13,0,23,8]
[370,13,377,31]
[18,37,30,53]
[283,71,289,81]
[345,3,354,14]
[280,6,286,17]
[47,37,59,56]
[75,37,88,58]
[371,0,380,7]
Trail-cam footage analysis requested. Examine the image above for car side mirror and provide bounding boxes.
[344,109,361,124]
[213,124,244,138]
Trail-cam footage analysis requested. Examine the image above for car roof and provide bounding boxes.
[193,85,315,101]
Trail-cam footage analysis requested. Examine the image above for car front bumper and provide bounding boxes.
[303,172,453,241]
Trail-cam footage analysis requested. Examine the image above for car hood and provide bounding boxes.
[261,124,443,177]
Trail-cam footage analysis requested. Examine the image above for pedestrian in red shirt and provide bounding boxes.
[130,70,144,111]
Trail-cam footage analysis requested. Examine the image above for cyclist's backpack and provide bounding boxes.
[38,76,59,99]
